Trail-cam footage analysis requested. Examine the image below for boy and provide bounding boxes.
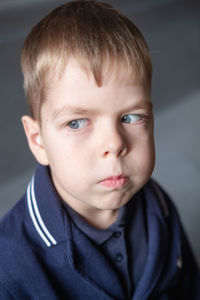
[0,1,199,299]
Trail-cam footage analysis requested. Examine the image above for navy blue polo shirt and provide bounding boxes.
[62,190,148,297]
[0,164,200,299]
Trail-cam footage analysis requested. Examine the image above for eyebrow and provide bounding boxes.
[126,102,153,112]
[52,106,99,119]
[52,101,153,119]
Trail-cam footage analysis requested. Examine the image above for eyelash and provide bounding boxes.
[66,114,147,130]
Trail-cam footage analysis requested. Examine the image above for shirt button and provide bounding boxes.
[113,231,121,238]
[115,253,123,263]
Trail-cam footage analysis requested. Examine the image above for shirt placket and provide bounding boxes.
[100,227,132,298]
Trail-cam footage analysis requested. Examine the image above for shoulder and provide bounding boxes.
[0,192,51,296]
[144,178,180,220]
[144,179,200,275]
[0,193,31,259]
[143,178,184,257]
[0,195,27,245]
[0,196,26,288]
[0,194,38,278]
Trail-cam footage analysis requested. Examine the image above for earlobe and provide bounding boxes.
[21,115,49,166]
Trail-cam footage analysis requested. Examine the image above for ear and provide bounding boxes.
[21,115,49,166]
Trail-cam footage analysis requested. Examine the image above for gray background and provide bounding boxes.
[0,0,200,263]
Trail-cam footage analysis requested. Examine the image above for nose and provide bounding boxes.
[100,126,128,158]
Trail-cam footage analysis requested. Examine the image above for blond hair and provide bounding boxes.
[21,0,152,120]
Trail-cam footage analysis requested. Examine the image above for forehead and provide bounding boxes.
[47,57,149,94]
[42,58,151,118]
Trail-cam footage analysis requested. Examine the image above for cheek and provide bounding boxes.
[46,139,93,180]
[141,136,155,175]
[49,147,91,189]
[131,130,155,174]
[43,131,82,162]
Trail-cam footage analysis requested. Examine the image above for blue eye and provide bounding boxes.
[121,114,141,124]
[68,119,88,129]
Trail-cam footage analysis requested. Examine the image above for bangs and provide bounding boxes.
[21,1,152,120]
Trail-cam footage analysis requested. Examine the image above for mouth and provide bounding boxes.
[99,175,129,189]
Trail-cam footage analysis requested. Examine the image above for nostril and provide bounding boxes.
[117,150,122,157]
[118,147,126,156]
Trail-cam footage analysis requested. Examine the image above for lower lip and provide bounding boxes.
[100,177,129,189]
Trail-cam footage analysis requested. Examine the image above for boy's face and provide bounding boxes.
[24,59,155,218]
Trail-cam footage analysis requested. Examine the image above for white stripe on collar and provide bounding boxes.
[27,176,57,247]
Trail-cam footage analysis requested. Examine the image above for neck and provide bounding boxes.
[80,209,119,229]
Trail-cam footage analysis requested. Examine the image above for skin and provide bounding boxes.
[22,59,155,229]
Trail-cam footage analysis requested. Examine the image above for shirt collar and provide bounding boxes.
[26,164,68,247]
[26,164,142,247]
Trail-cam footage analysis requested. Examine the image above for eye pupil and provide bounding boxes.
[69,120,79,129]
[122,115,131,123]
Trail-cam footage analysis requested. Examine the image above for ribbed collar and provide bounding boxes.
[26,164,68,246]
